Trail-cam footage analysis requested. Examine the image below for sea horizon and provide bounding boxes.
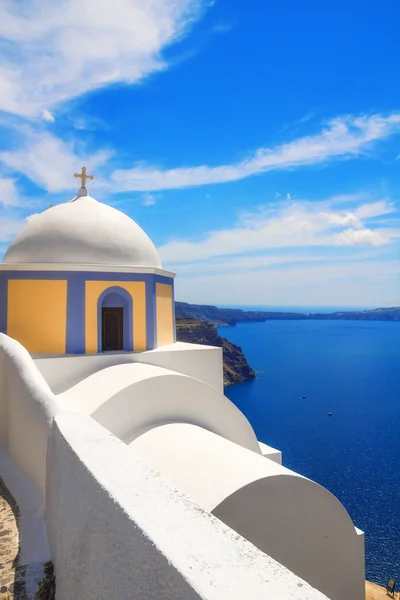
[216,304,382,314]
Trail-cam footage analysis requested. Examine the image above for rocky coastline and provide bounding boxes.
[175,317,255,386]
[176,301,400,326]
[175,303,399,387]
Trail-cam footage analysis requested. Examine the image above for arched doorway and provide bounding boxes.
[102,306,123,351]
[97,287,133,352]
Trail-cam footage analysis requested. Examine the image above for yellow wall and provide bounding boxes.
[7,279,67,354]
[85,281,146,354]
[156,283,174,347]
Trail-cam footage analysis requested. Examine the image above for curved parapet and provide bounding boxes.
[214,475,364,600]
[0,334,60,499]
[59,363,260,452]
[131,423,365,600]
[47,412,330,600]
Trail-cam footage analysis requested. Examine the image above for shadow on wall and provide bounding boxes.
[129,422,365,600]
[45,412,329,600]
[83,365,260,451]
[0,334,60,499]
[0,333,330,600]
[213,475,365,600]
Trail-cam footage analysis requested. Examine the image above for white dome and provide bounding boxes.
[3,195,162,268]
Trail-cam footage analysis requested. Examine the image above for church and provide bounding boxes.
[0,171,365,600]
[0,167,175,355]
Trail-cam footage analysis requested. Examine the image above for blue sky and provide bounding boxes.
[0,0,399,307]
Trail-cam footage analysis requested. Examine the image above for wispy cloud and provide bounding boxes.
[41,109,55,123]
[2,112,400,197]
[159,197,398,264]
[212,22,235,34]
[0,130,112,192]
[142,193,158,206]
[0,214,26,243]
[174,248,381,275]
[0,177,19,207]
[112,113,400,191]
[174,257,400,306]
[0,0,204,117]
[354,199,395,219]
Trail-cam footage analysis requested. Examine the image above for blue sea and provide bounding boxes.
[219,316,400,586]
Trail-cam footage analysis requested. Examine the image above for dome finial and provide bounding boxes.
[74,166,94,197]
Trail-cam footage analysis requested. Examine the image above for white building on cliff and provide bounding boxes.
[0,172,365,600]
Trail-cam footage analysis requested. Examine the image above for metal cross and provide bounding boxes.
[74,166,94,190]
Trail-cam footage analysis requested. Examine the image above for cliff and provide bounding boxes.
[175,317,255,386]
[175,302,400,326]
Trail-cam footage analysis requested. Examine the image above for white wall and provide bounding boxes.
[130,424,365,600]
[58,362,259,451]
[135,342,224,393]
[259,441,282,464]
[0,334,59,499]
[0,333,361,600]
[214,476,365,600]
[46,412,330,600]
[34,352,138,395]
[34,342,223,395]
[0,448,50,566]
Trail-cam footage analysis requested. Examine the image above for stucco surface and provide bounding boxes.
[135,342,224,393]
[58,363,260,450]
[156,282,174,346]
[46,412,329,600]
[3,195,162,268]
[0,449,50,567]
[131,423,364,600]
[0,334,59,499]
[214,478,365,600]
[258,441,282,464]
[0,331,361,600]
[34,342,223,394]
[7,279,67,354]
[34,352,139,394]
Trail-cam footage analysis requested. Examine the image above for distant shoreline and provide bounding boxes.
[175,301,400,326]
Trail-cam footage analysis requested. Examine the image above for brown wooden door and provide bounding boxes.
[102,307,123,351]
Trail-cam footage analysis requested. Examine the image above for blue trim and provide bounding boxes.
[171,278,176,343]
[66,274,85,353]
[0,272,7,334]
[102,292,125,307]
[97,286,133,352]
[2,270,174,285]
[146,278,157,350]
[0,270,175,353]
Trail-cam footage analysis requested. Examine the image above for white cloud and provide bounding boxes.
[0,214,25,243]
[41,109,55,123]
[174,258,400,307]
[142,193,157,206]
[335,228,389,246]
[174,248,379,275]
[112,113,400,191]
[0,0,204,117]
[0,178,19,207]
[354,199,395,219]
[159,199,399,264]
[3,112,400,198]
[0,131,112,192]
[327,191,374,206]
